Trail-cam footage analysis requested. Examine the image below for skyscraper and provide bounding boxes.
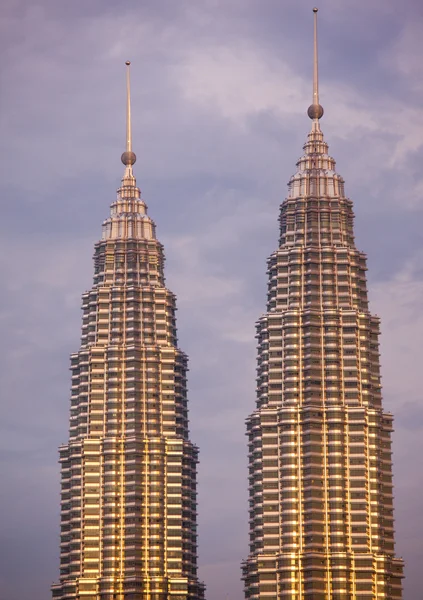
[242,9,404,600]
[52,63,204,600]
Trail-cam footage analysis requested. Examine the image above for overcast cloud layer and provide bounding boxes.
[1,1,423,599]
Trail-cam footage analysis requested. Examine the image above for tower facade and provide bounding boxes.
[242,10,404,600]
[52,63,205,600]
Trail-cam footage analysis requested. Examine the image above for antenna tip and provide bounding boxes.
[313,7,318,12]
[125,60,131,66]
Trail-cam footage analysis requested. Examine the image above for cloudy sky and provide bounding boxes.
[1,0,423,598]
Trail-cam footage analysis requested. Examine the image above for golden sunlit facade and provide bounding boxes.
[51,64,204,600]
[242,10,404,600]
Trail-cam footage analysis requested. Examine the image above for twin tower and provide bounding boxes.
[51,9,404,600]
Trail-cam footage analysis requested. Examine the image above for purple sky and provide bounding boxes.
[1,1,423,599]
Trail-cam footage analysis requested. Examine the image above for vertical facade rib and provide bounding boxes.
[242,11,404,600]
[51,65,204,600]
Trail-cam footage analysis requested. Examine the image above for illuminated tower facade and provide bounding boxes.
[52,63,205,600]
[242,10,404,600]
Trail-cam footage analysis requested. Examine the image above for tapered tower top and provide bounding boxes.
[121,60,137,168]
[307,7,324,121]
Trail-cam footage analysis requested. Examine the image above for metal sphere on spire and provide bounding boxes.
[307,104,324,120]
[121,150,137,166]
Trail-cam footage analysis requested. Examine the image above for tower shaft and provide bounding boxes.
[242,125,404,600]
[242,10,404,599]
[51,65,204,600]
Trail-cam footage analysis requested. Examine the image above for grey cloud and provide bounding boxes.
[1,1,423,599]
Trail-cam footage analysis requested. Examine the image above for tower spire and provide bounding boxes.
[307,8,324,121]
[121,60,136,173]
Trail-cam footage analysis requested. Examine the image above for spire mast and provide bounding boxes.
[313,7,319,108]
[307,8,324,122]
[126,60,132,154]
[121,60,137,171]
